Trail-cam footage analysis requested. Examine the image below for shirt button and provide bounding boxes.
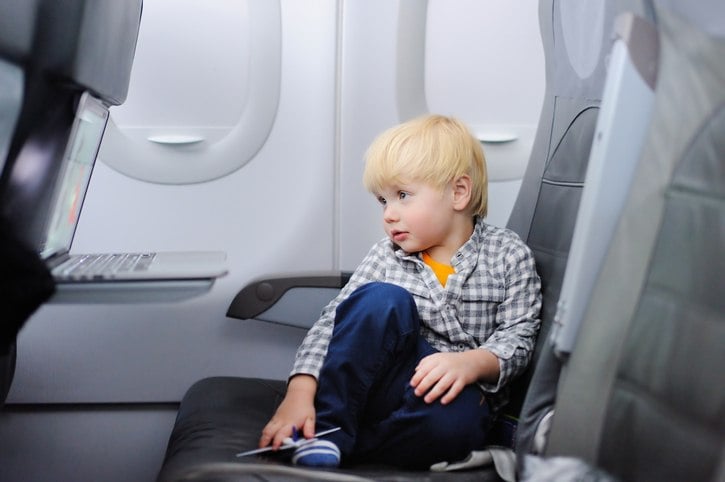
[457,344,465,351]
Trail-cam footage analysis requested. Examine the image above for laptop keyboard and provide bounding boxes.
[56,253,156,279]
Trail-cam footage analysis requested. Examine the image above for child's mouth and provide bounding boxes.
[391,231,408,242]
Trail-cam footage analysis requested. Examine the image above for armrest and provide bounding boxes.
[226,272,352,321]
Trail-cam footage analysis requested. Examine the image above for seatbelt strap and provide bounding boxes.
[430,447,517,482]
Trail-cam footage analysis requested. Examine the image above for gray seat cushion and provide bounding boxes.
[157,377,505,482]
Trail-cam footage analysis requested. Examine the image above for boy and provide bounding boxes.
[259,114,542,469]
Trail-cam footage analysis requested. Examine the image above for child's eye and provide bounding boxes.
[398,191,408,200]
[377,196,387,206]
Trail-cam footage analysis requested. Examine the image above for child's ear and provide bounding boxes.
[451,175,472,211]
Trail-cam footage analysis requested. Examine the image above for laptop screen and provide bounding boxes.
[41,92,109,259]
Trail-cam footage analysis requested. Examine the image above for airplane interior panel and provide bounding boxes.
[0,0,722,481]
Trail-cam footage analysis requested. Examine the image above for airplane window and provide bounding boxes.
[99,0,281,184]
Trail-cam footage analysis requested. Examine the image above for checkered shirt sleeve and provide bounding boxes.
[476,228,542,394]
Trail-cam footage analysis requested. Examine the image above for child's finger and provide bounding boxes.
[259,420,280,448]
[423,379,448,404]
[302,416,316,439]
[272,425,294,449]
[439,380,465,405]
[410,357,435,388]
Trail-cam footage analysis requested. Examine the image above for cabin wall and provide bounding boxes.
[0,1,544,481]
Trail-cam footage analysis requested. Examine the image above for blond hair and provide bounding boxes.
[362,114,488,217]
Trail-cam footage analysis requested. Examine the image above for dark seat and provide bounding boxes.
[157,377,505,482]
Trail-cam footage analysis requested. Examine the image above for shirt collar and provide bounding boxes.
[451,216,486,271]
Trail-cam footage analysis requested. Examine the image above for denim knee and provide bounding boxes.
[339,282,419,333]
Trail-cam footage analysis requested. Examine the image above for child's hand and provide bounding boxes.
[259,375,317,449]
[410,349,499,404]
[410,352,477,404]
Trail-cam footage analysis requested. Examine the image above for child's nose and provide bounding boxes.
[383,204,398,222]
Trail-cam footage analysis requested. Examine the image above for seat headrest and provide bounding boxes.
[0,0,142,105]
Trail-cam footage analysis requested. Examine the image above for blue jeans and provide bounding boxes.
[314,282,492,469]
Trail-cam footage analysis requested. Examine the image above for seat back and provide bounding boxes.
[0,0,143,404]
[504,0,664,461]
[0,62,24,176]
[0,0,37,182]
[3,0,142,185]
[547,3,725,480]
[502,0,642,450]
[0,0,45,405]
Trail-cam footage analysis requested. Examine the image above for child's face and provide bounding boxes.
[375,180,458,257]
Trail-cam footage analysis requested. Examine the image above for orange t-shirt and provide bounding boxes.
[422,251,455,287]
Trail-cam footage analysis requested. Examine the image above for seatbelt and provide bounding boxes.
[430,409,554,481]
[430,447,517,482]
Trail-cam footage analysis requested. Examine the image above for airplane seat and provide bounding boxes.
[540,2,725,480]
[501,0,648,458]
[0,1,41,405]
[511,0,664,469]
[158,376,506,481]
[0,0,143,405]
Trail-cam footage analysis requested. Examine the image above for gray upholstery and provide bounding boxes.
[551,11,659,360]
[0,63,22,175]
[2,0,142,188]
[548,3,725,480]
[0,0,34,177]
[10,0,142,104]
[508,1,666,465]
[157,377,505,482]
[505,0,626,459]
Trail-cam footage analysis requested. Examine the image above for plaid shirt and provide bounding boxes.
[292,217,542,411]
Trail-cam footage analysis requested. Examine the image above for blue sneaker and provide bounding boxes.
[291,439,341,468]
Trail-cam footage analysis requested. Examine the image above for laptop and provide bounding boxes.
[40,92,228,283]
